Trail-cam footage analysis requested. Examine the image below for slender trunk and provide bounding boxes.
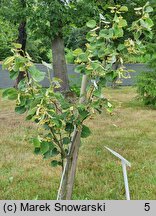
[112,61,120,88]
[52,35,69,92]
[14,0,27,88]
[57,75,88,200]
[58,128,81,200]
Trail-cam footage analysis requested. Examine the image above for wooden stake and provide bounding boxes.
[57,75,88,200]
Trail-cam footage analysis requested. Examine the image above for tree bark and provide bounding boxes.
[57,75,88,200]
[52,35,69,92]
[17,20,27,52]
[112,61,120,88]
[14,0,27,88]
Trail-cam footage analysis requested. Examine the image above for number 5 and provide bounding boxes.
[144,203,150,211]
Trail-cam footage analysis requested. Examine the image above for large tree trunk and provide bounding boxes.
[52,35,69,92]
[57,75,88,200]
[14,0,27,88]
[17,20,27,52]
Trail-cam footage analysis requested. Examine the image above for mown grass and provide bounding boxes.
[0,87,156,200]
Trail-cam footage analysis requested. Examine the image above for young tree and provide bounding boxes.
[2,2,153,200]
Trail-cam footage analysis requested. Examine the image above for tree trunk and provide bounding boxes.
[112,61,120,88]
[52,35,69,92]
[17,20,27,52]
[14,0,27,88]
[57,75,88,200]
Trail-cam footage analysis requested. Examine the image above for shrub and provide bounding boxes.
[137,70,156,107]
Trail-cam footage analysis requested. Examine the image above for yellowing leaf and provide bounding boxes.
[119,6,128,12]
[12,43,22,49]
[3,56,15,68]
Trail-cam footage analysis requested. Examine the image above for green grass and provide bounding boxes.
[0,87,156,200]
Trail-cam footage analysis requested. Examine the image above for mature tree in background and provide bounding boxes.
[29,0,103,91]
[15,0,28,87]
[0,0,28,86]
[0,0,50,63]
[0,19,17,60]
[30,0,71,92]
[0,1,18,60]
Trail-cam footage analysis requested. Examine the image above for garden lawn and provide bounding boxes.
[0,87,156,200]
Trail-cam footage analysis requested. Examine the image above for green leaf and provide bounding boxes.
[32,138,41,148]
[63,137,71,145]
[18,79,27,90]
[117,44,125,51]
[98,49,105,58]
[78,53,88,62]
[109,28,114,37]
[86,20,96,28]
[75,65,85,74]
[43,151,51,159]
[86,32,96,42]
[40,141,49,154]
[145,18,154,28]
[119,6,128,12]
[118,19,127,28]
[50,148,59,156]
[99,77,107,87]
[78,109,90,121]
[34,148,40,155]
[57,161,63,166]
[73,48,83,56]
[140,20,146,28]
[9,70,19,80]
[26,107,37,118]
[113,14,119,22]
[105,71,114,81]
[65,123,74,133]
[81,125,91,138]
[66,52,75,63]
[2,88,18,100]
[15,106,27,114]
[113,25,123,37]
[96,38,105,47]
[28,66,45,82]
[91,62,101,70]
[51,160,59,167]
[145,6,153,13]
[99,29,112,39]
[93,89,102,97]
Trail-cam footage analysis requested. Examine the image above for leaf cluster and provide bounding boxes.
[72,3,153,86]
[3,43,110,167]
